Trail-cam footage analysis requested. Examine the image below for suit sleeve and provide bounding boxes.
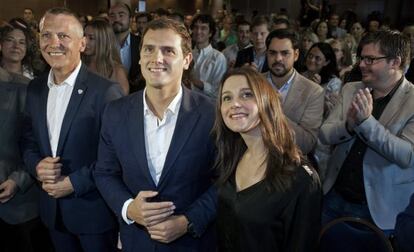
[353,114,414,168]
[93,102,134,217]
[288,85,324,154]
[68,83,124,197]
[183,134,218,237]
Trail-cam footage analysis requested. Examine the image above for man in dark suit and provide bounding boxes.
[109,2,142,92]
[0,69,53,252]
[235,15,270,73]
[21,8,123,252]
[94,18,217,252]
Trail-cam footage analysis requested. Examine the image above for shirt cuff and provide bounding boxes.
[122,198,135,225]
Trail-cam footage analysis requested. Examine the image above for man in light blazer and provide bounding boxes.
[21,8,123,251]
[94,18,217,251]
[264,29,324,155]
[319,30,414,231]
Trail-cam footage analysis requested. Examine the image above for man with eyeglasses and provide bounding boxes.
[319,30,414,237]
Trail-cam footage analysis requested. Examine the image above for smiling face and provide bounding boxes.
[237,24,250,47]
[191,20,211,48]
[1,29,27,64]
[306,46,329,74]
[39,13,85,78]
[220,75,261,135]
[139,28,192,90]
[359,42,392,86]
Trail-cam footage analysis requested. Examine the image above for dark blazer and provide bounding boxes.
[21,64,123,234]
[395,193,414,252]
[0,81,40,225]
[234,46,269,73]
[129,33,144,93]
[94,87,217,252]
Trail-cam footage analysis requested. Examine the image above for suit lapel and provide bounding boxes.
[55,65,88,156]
[157,88,200,188]
[38,77,53,156]
[128,92,155,187]
[282,73,304,118]
[378,79,411,126]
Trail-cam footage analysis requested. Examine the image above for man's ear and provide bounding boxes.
[183,52,193,70]
[79,36,86,53]
[391,56,402,69]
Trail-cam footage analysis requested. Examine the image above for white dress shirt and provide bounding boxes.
[121,86,183,224]
[46,61,82,157]
[192,44,227,98]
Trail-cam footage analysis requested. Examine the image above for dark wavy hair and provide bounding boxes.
[306,42,339,84]
[0,19,38,75]
[212,67,302,192]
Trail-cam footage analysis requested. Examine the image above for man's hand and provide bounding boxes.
[42,176,74,198]
[127,191,175,227]
[0,179,18,203]
[147,215,189,243]
[352,88,373,124]
[35,156,62,183]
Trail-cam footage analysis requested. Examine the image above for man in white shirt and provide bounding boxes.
[222,20,252,68]
[94,18,217,251]
[21,8,123,251]
[190,14,227,98]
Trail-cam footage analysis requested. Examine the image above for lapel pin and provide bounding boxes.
[77,89,84,95]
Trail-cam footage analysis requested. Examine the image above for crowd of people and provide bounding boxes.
[0,2,414,252]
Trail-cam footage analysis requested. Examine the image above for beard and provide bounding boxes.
[269,63,291,77]
[112,22,129,34]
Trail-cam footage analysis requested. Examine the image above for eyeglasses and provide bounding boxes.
[358,56,388,65]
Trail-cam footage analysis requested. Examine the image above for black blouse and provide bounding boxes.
[217,165,322,252]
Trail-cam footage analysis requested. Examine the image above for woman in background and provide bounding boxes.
[214,67,321,252]
[0,19,42,79]
[330,39,353,79]
[302,42,342,116]
[82,19,129,95]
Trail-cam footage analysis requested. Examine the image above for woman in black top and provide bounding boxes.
[213,67,322,252]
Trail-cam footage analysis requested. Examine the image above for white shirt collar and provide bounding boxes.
[143,85,183,117]
[47,61,82,88]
